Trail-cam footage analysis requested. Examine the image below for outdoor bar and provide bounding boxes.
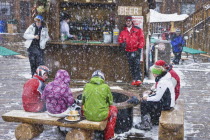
[45,0,149,82]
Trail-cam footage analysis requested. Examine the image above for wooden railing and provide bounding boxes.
[182,2,210,54]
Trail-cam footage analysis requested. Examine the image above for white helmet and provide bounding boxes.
[92,70,105,80]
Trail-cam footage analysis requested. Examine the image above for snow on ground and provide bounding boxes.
[18,73,31,79]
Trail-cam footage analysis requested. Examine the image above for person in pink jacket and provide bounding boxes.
[42,69,75,114]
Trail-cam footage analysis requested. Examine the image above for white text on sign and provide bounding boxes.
[118,6,142,16]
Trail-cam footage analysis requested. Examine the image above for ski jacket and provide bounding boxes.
[42,70,74,114]
[22,75,46,112]
[171,35,185,53]
[118,26,145,52]
[147,72,175,110]
[168,67,180,101]
[82,77,113,121]
[23,23,50,49]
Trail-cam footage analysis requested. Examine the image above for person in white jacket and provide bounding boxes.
[135,64,175,130]
[60,15,76,40]
[23,15,50,77]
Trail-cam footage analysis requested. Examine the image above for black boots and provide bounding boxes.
[135,114,152,130]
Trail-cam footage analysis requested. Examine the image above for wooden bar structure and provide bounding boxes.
[182,1,210,54]
[45,0,150,82]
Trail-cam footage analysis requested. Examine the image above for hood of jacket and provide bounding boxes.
[89,77,105,85]
[53,69,70,85]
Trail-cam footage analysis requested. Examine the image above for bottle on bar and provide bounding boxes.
[113,25,119,44]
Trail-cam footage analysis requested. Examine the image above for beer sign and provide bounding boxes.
[118,6,142,16]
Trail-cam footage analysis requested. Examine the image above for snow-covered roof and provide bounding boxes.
[150,9,189,23]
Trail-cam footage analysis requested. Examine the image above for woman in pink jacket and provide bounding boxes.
[42,69,74,114]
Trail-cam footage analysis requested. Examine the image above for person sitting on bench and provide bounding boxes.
[42,69,75,116]
[135,64,175,130]
[22,65,50,112]
[154,60,180,101]
[82,70,118,140]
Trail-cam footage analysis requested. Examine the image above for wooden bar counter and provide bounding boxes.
[44,41,132,82]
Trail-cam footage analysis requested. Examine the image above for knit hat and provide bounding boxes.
[92,70,105,80]
[125,16,132,21]
[176,28,181,33]
[155,60,166,66]
[150,65,164,75]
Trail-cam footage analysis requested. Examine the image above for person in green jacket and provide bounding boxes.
[82,70,118,140]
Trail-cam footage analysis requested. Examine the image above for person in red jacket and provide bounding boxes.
[154,60,180,101]
[118,16,145,86]
[22,65,50,112]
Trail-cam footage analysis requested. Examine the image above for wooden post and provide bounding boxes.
[66,128,93,140]
[15,123,44,140]
[48,0,60,40]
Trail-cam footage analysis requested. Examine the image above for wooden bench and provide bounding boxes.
[180,57,189,64]
[200,54,210,62]
[2,110,107,140]
[200,53,210,58]
[183,47,207,62]
[158,100,184,140]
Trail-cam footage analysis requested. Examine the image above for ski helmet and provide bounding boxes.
[36,65,50,77]
[34,15,44,22]
[92,70,105,80]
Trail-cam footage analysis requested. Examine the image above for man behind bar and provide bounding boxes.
[118,16,145,86]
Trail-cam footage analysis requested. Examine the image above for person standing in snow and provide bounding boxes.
[22,65,50,112]
[171,28,185,65]
[23,15,50,77]
[135,64,175,130]
[42,69,75,115]
[60,15,77,40]
[118,16,145,86]
[154,60,180,101]
[82,70,118,140]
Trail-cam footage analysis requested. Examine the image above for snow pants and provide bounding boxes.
[173,51,182,65]
[28,45,44,76]
[141,100,162,124]
[126,49,142,81]
[104,105,118,140]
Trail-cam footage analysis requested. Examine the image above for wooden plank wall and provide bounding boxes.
[0,0,32,33]
[45,44,131,82]
[182,4,210,54]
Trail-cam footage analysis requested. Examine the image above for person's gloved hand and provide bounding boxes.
[120,42,126,49]
[127,96,140,105]
[135,49,142,56]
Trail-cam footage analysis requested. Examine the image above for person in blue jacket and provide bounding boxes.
[171,28,185,65]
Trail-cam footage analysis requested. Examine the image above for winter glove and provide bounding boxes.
[120,42,126,49]
[135,49,142,56]
[127,96,140,105]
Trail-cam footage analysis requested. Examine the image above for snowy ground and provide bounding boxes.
[1,49,210,139]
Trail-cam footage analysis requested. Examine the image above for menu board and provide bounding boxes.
[132,16,144,29]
